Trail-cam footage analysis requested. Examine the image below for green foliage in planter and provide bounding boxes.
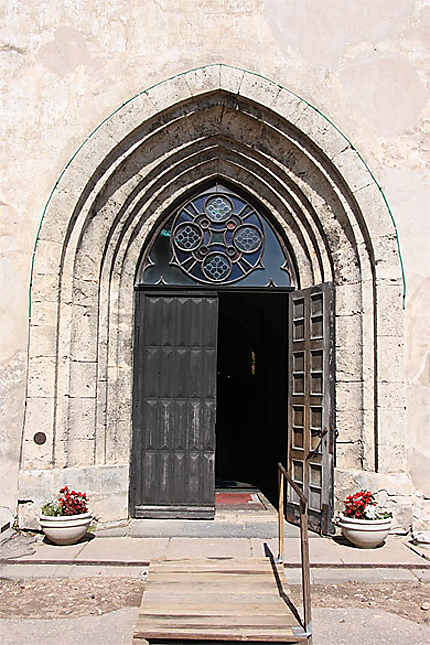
[41,500,62,516]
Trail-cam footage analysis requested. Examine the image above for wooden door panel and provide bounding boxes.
[287,283,335,535]
[141,347,216,398]
[139,399,216,451]
[131,291,218,519]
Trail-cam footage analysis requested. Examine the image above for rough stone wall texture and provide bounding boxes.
[1,1,429,522]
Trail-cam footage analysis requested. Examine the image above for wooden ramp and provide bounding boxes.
[133,558,310,644]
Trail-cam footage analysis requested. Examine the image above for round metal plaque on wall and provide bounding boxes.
[33,432,47,445]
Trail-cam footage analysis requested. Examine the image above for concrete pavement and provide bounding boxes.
[0,607,428,645]
[1,532,429,583]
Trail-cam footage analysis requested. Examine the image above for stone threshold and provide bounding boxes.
[94,518,309,539]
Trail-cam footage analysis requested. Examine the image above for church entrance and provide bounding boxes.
[129,183,335,534]
[21,73,407,535]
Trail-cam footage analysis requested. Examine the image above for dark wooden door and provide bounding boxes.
[287,283,335,535]
[131,291,218,519]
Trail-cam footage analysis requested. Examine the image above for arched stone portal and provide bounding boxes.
[19,65,409,528]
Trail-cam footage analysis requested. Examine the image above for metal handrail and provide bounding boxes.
[277,462,312,637]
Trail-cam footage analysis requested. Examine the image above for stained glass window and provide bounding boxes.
[137,184,294,287]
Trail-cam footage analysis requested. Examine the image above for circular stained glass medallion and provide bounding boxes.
[173,222,202,251]
[202,253,232,281]
[169,191,267,284]
[204,195,233,223]
[233,225,263,253]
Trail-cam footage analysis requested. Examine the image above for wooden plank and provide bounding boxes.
[145,569,287,584]
[150,564,280,572]
[141,601,290,615]
[141,588,294,604]
[150,565,284,574]
[151,560,283,573]
[147,568,284,578]
[137,614,298,627]
[137,620,298,635]
[145,572,287,585]
[134,629,307,643]
[151,557,275,570]
[144,584,284,593]
[141,587,288,599]
[139,603,290,612]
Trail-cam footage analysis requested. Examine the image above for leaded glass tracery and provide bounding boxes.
[138,185,294,288]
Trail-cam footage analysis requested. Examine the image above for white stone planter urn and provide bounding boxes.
[40,512,92,545]
[338,515,392,548]
[40,486,91,545]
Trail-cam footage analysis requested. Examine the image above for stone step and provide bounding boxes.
[95,519,314,539]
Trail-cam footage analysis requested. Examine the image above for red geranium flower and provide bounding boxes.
[343,490,376,520]
[57,485,89,515]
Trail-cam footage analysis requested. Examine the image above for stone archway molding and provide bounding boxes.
[28,63,406,316]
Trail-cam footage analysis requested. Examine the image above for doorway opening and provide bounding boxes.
[215,292,288,507]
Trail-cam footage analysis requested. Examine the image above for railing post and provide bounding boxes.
[300,499,312,635]
[277,466,285,562]
[277,462,312,640]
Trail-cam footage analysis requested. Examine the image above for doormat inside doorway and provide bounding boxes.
[215,491,265,510]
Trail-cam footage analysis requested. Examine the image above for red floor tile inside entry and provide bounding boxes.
[215,492,265,509]
[216,493,253,505]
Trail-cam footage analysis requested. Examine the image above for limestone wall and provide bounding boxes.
[1,1,429,526]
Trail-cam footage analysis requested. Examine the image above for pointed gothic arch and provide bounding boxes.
[19,65,407,526]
